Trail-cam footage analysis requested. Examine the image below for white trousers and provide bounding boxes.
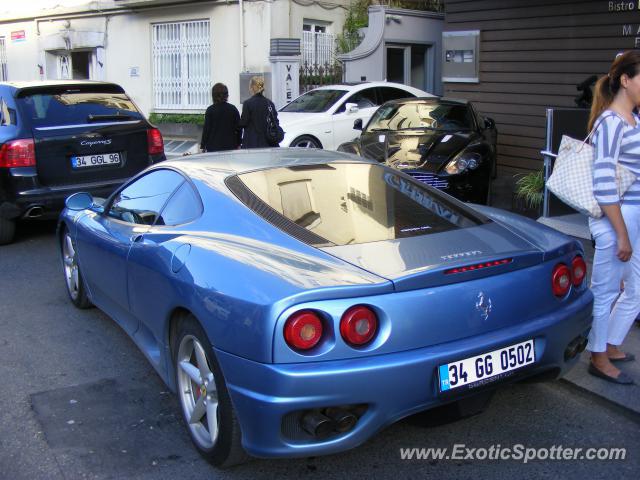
[588,204,640,352]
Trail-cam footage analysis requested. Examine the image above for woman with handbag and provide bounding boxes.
[239,76,282,148]
[587,50,640,384]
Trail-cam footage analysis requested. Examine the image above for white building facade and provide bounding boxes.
[0,0,349,114]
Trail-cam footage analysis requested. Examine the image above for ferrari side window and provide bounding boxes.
[108,169,184,225]
[156,181,202,226]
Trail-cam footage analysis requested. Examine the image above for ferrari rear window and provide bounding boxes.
[235,163,488,246]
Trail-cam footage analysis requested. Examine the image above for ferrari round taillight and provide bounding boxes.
[340,305,378,346]
[284,310,323,351]
[571,255,587,287]
[552,263,571,297]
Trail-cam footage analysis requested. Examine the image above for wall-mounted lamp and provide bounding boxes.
[385,14,401,24]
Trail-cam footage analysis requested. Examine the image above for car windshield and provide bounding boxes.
[366,102,475,132]
[280,89,348,113]
[236,162,486,246]
[16,91,143,127]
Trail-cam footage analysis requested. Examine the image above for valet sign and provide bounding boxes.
[609,1,640,10]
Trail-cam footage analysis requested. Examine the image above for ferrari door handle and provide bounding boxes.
[131,234,144,243]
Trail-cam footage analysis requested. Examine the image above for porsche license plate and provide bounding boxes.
[438,339,535,392]
[71,152,121,169]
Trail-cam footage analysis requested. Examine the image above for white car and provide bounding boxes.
[278,82,431,150]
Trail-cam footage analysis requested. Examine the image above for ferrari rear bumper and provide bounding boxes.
[216,290,592,459]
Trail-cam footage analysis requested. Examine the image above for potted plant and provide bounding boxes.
[513,169,544,218]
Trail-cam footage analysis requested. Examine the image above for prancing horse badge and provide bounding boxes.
[475,292,492,321]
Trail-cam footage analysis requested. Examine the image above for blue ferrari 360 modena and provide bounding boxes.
[58,149,593,467]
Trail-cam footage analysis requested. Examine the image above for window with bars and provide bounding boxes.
[152,20,210,110]
[302,22,335,67]
[0,37,7,81]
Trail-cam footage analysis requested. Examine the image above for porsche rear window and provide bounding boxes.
[16,92,143,127]
[235,163,487,246]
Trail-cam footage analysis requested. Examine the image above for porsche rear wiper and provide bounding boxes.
[87,113,135,122]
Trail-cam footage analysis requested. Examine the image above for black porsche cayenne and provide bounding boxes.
[0,81,165,244]
[338,97,497,205]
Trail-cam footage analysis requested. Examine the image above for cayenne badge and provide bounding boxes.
[475,292,492,321]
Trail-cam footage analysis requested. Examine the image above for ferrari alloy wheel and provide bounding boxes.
[61,228,92,309]
[174,316,247,467]
[177,334,220,449]
[290,135,321,149]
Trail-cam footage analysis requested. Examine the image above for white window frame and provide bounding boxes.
[302,20,335,67]
[152,20,211,110]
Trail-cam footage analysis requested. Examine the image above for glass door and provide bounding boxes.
[386,46,408,84]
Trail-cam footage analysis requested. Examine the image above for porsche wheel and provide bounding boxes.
[0,218,16,245]
[290,135,322,149]
[61,228,92,309]
[174,316,247,467]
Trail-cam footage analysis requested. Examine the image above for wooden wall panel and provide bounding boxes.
[444,0,640,172]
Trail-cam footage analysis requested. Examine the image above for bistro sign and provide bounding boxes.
[609,1,640,10]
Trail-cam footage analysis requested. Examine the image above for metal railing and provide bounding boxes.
[302,31,336,68]
[0,37,7,81]
[152,20,210,110]
[299,62,343,93]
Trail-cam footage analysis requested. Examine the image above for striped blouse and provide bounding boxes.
[592,110,640,206]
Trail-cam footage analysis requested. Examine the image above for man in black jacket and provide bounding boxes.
[200,83,241,152]
[239,76,281,148]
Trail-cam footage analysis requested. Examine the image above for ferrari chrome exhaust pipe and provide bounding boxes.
[324,408,357,433]
[564,335,588,360]
[576,337,588,353]
[301,411,335,438]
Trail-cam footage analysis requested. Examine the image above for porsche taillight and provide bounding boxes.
[0,139,36,167]
[340,305,378,346]
[147,128,164,155]
[284,310,323,350]
[552,263,571,297]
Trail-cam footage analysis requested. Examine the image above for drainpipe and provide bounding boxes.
[239,0,245,72]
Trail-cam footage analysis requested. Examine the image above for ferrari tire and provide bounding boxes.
[290,135,322,149]
[174,315,247,468]
[61,227,92,309]
[0,217,16,245]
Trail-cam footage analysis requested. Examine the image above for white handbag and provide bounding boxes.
[546,116,637,218]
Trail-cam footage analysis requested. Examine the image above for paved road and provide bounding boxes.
[1,222,638,480]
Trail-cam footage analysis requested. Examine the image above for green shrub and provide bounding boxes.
[149,113,205,126]
[514,170,544,209]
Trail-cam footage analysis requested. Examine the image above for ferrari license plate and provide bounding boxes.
[71,152,121,169]
[438,339,535,392]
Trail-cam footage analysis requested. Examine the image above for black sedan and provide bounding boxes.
[338,97,497,204]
